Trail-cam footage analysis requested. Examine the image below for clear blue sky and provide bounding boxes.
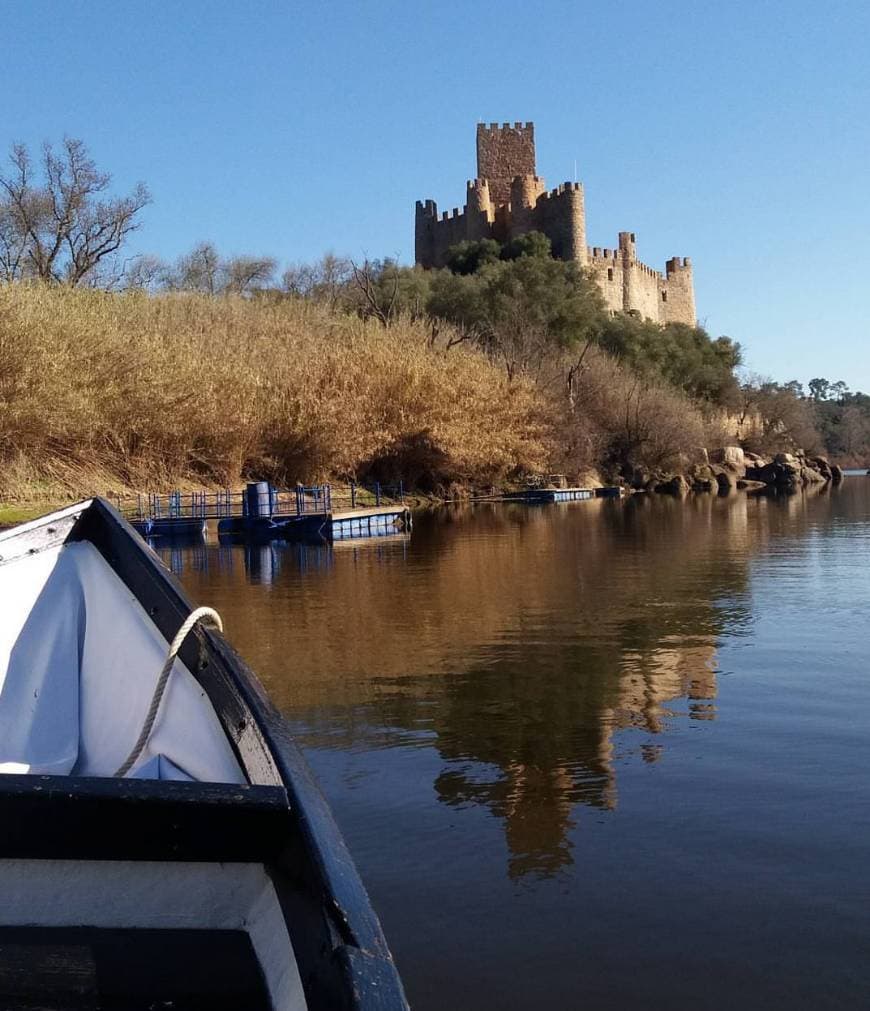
[4,0,868,389]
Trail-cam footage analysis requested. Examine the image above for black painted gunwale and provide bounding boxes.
[0,499,408,1010]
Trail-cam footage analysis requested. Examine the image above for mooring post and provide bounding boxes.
[350,480,356,509]
[375,481,381,507]
[398,479,404,502]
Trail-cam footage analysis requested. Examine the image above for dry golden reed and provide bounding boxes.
[0,285,551,500]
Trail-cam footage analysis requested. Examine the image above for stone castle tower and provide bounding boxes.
[415,122,696,327]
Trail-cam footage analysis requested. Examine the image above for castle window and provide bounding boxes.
[607,268,613,281]
[661,291,668,302]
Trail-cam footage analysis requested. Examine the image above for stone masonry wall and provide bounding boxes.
[587,250,623,315]
[476,122,536,208]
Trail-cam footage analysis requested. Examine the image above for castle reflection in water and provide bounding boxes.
[160,487,832,879]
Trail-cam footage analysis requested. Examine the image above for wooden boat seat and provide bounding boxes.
[0,774,292,862]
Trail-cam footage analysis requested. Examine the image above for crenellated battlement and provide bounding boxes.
[478,121,535,135]
[415,123,696,325]
[588,247,619,260]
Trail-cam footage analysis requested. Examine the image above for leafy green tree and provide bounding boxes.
[811,381,870,463]
[501,231,552,261]
[428,255,603,380]
[597,315,741,405]
[830,380,850,403]
[444,239,502,276]
[808,378,831,401]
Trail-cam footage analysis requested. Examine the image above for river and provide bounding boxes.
[163,478,870,1010]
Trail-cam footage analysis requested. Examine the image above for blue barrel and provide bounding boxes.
[245,481,273,519]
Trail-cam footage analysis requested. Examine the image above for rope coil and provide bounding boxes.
[114,606,223,777]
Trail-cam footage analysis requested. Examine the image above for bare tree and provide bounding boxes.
[121,253,168,291]
[223,255,276,295]
[0,138,150,285]
[282,253,352,308]
[164,243,276,296]
[168,241,221,293]
[349,258,400,327]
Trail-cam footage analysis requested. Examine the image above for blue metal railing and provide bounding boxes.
[348,480,405,509]
[120,484,333,523]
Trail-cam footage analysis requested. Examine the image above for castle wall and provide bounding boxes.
[415,201,472,268]
[586,249,623,315]
[627,261,666,322]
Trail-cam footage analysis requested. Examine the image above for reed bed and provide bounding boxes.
[0,285,551,501]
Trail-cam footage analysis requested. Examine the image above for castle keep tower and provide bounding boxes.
[476,122,537,208]
[415,123,696,326]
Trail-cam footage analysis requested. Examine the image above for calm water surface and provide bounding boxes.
[163,481,870,1010]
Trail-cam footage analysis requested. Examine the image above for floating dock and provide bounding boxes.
[493,486,623,504]
[128,483,410,544]
[523,487,595,503]
[134,517,208,538]
[332,506,411,540]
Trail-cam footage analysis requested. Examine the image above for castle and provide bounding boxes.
[415,122,696,327]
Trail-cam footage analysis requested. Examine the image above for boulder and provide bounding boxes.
[748,458,802,490]
[801,465,826,484]
[692,478,715,493]
[654,474,690,496]
[811,456,833,480]
[831,464,844,484]
[712,466,737,492]
[736,479,767,491]
[710,446,746,474]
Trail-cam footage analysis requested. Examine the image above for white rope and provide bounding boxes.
[114,606,224,778]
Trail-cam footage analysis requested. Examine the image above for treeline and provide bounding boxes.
[790,380,870,465]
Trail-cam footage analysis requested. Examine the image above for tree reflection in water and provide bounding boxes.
[161,488,834,880]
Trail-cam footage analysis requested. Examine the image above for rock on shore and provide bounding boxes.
[649,446,845,495]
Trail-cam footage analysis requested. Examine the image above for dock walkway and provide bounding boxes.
[126,483,410,543]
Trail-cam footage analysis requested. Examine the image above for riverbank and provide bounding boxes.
[0,284,735,506]
[0,285,854,514]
